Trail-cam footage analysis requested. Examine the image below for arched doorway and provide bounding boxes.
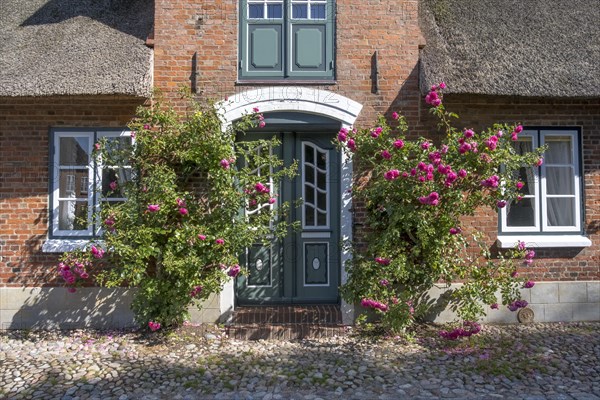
[219,88,362,318]
[235,113,342,304]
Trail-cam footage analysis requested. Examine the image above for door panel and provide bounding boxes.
[293,135,339,302]
[236,132,339,304]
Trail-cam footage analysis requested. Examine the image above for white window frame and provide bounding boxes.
[50,129,132,239]
[290,0,328,20]
[499,127,584,236]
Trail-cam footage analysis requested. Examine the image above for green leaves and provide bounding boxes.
[59,96,295,329]
[339,98,543,333]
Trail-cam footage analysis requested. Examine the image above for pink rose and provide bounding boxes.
[215,238,225,245]
[220,159,230,169]
[179,208,188,215]
[147,204,160,212]
[197,234,206,241]
[391,112,400,120]
[228,264,241,278]
[148,321,161,331]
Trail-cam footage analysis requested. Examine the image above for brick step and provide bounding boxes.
[227,305,346,340]
[226,323,348,340]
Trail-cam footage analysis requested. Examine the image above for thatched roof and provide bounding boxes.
[0,0,153,97]
[419,0,600,97]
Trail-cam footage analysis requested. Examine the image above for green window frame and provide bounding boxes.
[239,0,335,81]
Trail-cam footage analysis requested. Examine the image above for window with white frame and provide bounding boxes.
[500,128,583,234]
[50,129,132,238]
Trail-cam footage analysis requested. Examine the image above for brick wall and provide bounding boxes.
[153,0,423,125]
[0,96,146,287]
[152,0,598,283]
[417,95,600,281]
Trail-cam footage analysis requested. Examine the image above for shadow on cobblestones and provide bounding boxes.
[1,322,599,400]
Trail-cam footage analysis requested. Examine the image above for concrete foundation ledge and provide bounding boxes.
[0,287,221,330]
[421,281,600,324]
[0,281,598,329]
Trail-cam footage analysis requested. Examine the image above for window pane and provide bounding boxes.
[59,137,89,165]
[545,136,572,164]
[507,198,535,227]
[317,171,326,189]
[546,167,574,195]
[249,4,264,18]
[304,145,314,164]
[317,210,327,226]
[59,169,88,198]
[515,167,535,196]
[292,4,308,18]
[305,205,315,226]
[103,136,133,165]
[513,137,532,155]
[317,190,326,210]
[305,165,314,183]
[58,201,88,230]
[267,4,282,18]
[305,184,315,204]
[317,149,327,170]
[547,198,575,227]
[311,4,326,19]
[102,168,131,198]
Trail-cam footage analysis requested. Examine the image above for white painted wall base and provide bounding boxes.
[421,281,600,324]
[1,281,597,329]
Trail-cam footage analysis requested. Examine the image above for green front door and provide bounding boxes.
[236,131,340,304]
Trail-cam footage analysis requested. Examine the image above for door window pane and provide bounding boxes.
[317,190,326,210]
[317,210,327,226]
[317,149,327,170]
[305,205,315,226]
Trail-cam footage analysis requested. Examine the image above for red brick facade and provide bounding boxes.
[0,0,597,291]
[153,0,422,125]
[0,96,146,287]
[427,95,600,281]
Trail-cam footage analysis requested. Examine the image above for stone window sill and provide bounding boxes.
[42,239,100,253]
[496,235,592,249]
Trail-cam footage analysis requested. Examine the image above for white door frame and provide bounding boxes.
[218,86,362,325]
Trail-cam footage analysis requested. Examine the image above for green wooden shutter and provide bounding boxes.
[240,1,285,79]
[240,0,335,81]
[287,0,334,79]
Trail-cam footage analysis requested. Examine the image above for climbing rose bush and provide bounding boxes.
[339,83,544,334]
[57,97,295,329]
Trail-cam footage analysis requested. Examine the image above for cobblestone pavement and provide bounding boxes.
[0,322,598,400]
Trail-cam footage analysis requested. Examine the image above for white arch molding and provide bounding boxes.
[217,87,362,325]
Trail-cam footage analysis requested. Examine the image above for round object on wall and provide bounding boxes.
[517,307,535,323]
